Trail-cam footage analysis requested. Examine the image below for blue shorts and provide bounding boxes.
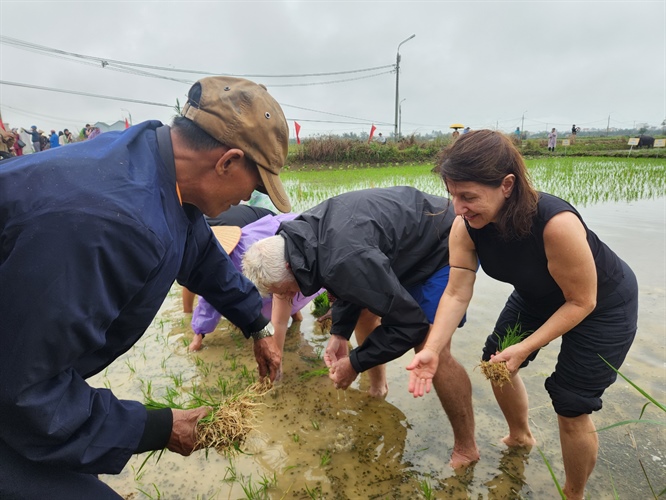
[406,265,466,327]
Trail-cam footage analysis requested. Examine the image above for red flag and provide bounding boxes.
[125,118,130,129]
[0,109,6,131]
[294,121,301,144]
[368,124,377,143]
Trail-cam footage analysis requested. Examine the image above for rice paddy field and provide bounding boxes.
[96,157,665,499]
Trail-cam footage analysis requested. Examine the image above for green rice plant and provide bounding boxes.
[311,293,330,318]
[595,356,666,498]
[169,371,183,388]
[137,483,162,499]
[239,475,269,500]
[311,420,320,430]
[124,358,136,375]
[497,320,532,351]
[292,433,300,443]
[258,472,277,490]
[303,483,323,500]
[537,447,566,499]
[419,477,434,500]
[298,367,330,380]
[223,458,237,483]
[319,449,331,467]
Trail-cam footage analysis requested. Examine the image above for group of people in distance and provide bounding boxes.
[0,75,637,500]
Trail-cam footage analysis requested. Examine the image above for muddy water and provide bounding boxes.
[96,197,665,499]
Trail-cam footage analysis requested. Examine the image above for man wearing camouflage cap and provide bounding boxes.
[0,76,289,497]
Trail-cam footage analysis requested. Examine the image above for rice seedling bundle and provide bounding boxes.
[479,321,531,388]
[195,380,273,454]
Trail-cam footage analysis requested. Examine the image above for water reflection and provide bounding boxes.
[484,446,531,499]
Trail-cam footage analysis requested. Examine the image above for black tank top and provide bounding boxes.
[466,192,626,315]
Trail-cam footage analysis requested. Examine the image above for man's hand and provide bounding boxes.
[323,334,348,368]
[406,349,439,398]
[253,335,282,381]
[167,407,212,456]
[328,357,358,390]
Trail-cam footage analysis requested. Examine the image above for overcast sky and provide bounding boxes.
[1,1,664,139]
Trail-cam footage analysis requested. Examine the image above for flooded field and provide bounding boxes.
[97,159,665,499]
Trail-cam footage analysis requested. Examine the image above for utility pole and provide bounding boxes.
[607,114,611,136]
[394,34,415,142]
[521,110,527,143]
[399,98,406,139]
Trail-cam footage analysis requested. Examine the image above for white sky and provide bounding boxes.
[1,0,664,139]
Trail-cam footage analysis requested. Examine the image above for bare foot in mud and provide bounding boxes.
[450,448,480,469]
[368,383,389,399]
[501,433,536,448]
[188,334,203,352]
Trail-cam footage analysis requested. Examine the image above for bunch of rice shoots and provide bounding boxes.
[195,380,272,455]
[479,321,531,388]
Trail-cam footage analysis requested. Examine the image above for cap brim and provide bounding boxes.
[257,167,291,213]
[210,226,242,254]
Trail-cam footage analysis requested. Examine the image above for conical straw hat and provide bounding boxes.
[210,226,242,254]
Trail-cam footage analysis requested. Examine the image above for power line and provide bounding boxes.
[0,80,173,108]
[0,36,395,79]
[281,102,392,126]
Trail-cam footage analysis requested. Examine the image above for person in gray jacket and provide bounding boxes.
[243,186,480,468]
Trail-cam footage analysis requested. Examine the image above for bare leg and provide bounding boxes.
[430,343,480,468]
[491,372,536,447]
[182,287,196,314]
[559,414,597,500]
[188,333,203,352]
[353,309,387,398]
[291,311,303,322]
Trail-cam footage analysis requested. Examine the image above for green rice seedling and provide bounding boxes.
[258,472,277,490]
[298,367,330,380]
[217,375,230,396]
[239,475,268,500]
[595,356,666,498]
[311,293,330,318]
[169,371,183,388]
[223,458,237,483]
[479,320,532,388]
[320,449,331,467]
[304,483,323,500]
[134,449,165,480]
[311,420,320,430]
[124,358,136,375]
[292,433,300,443]
[537,447,566,499]
[419,478,434,500]
[137,483,162,499]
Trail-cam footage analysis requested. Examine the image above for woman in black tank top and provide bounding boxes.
[406,130,637,500]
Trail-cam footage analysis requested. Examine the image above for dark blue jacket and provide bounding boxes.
[0,121,265,474]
